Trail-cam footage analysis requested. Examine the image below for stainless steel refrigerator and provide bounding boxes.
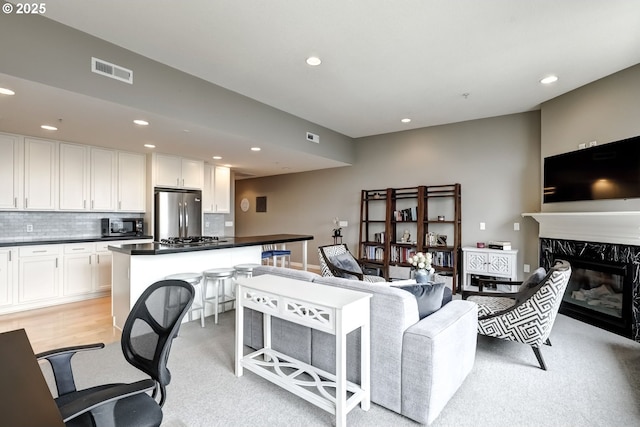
[154,189,202,240]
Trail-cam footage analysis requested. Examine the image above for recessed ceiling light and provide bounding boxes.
[401,118,411,123]
[41,125,57,131]
[144,144,156,148]
[212,156,222,160]
[251,147,261,151]
[133,119,149,126]
[0,87,15,95]
[540,75,558,84]
[306,56,322,66]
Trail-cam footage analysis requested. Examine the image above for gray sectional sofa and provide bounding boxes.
[242,265,478,425]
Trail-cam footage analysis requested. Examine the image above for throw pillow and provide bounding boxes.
[328,252,363,279]
[515,267,547,303]
[395,282,445,319]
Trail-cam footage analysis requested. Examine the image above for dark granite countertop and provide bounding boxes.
[108,234,314,255]
[0,235,153,248]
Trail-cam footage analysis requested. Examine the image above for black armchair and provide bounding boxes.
[318,244,386,282]
[37,280,194,427]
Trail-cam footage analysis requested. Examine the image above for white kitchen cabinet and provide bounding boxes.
[213,166,231,213]
[0,133,22,210]
[203,164,214,212]
[18,245,61,304]
[117,151,146,212]
[462,247,518,290]
[181,158,204,189]
[90,147,117,211]
[94,242,113,292]
[0,249,15,308]
[24,138,57,210]
[59,143,89,210]
[203,165,231,213]
[154,153,204,189]
[63,244,95,296]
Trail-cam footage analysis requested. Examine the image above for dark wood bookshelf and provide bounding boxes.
[358,184,461,292]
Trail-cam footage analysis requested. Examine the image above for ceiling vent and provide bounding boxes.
[91,57,133,84]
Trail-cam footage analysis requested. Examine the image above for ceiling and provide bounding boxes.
[2,1,640,178]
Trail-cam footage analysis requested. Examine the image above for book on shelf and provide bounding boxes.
[393,206,418,221]
[374,232,385,243]
[488,240,512,250]
[363,245,385,261]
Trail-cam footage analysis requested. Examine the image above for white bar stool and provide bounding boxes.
[203,267,236,324]
[165,272,205,327]
[233,263,262,279]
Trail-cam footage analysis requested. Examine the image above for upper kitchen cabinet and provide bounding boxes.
[90,147,117,211]
[117,152,146,212]
[154,153,204,190]
[0,133,22,210]
[214,166,231,213]
[59,143,89,210]
[203,165,231,213]
[24,138,57,210]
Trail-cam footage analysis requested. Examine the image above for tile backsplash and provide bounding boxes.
[0,212,143,242]
[0,212,230,242]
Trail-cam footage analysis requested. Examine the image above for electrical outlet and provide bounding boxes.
[578,143,586,149]
[524,264,531,273]
[479,222,486,230]
[26,224,33,232]
[225,221,234,227]
[588,141,597,147]
[514,222,520,231]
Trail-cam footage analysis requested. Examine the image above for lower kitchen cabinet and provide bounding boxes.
[63,243,95,296]
[0,239,150,315]
[18,245,61,304]
[0,249,16,308]
[94,243,113,292]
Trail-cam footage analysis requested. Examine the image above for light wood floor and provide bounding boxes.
[0,264,321,354]
[0,297,120,354]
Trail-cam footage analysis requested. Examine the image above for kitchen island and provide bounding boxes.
[109,234,313,329]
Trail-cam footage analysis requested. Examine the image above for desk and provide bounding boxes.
[0,329,64,427]
[235,274,371,427]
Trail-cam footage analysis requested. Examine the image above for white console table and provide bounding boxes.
[462,247,518,292]
[235,274,371,427]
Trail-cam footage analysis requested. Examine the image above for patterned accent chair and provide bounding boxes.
[318,244,387,283]
[466,259,571,370]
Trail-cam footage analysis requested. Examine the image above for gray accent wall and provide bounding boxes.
[236,112,542,279]
[540,64,640,212]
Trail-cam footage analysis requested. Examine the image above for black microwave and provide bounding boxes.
[101,218,144,237]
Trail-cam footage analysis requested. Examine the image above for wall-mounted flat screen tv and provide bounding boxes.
[543,135,640,203]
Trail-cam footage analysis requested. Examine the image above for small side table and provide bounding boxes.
[235,274,371,427]
[461,247,518,296]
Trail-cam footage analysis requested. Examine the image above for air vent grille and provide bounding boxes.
[91,57,133,84]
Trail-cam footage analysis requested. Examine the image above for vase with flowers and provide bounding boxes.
[410,252,435,284]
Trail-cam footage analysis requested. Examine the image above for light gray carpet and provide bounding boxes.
[41,312,640,426]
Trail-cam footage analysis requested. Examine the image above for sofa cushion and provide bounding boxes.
[394,283,445,319]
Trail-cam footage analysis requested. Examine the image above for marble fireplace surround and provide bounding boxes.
[523,211,640,342]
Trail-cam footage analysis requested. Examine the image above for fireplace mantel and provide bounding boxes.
[522,211,640,246]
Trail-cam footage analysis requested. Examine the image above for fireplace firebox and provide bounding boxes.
[540,238,639,342]
[556,255,631,337]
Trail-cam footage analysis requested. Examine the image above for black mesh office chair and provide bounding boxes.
[37,280,194,427]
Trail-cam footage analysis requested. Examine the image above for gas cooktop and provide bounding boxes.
[158,236,227,247]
